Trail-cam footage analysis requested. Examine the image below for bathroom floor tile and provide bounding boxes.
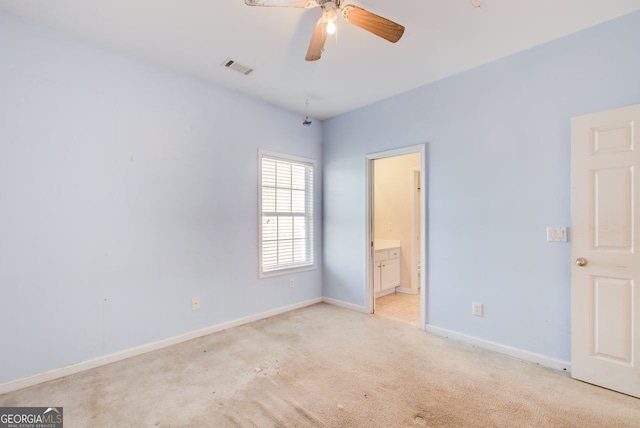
[374,291,421,327]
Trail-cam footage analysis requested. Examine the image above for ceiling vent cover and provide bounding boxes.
[221,58,255,76]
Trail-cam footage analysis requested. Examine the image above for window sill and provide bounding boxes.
[259,264,316,279]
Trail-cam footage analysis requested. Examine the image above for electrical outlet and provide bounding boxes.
[289,278,295,288]
[192,297,201,310]
[472,302,483,317]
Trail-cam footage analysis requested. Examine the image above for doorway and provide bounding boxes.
[366,145,427,330]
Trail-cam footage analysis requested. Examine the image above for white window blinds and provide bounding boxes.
[259,151,315,276]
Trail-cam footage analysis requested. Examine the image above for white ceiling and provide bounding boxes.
[2,0,640,120]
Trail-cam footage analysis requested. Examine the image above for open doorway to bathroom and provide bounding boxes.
[366,145,427,329]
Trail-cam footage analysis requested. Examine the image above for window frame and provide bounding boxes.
[258,149,317,278]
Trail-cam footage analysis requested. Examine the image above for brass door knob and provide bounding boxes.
[575,258,588,267]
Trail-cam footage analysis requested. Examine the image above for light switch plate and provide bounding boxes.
[547,226,568,242]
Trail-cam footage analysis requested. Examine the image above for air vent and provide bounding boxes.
[221,58,255,76]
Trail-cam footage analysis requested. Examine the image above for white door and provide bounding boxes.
[571,104,640,398]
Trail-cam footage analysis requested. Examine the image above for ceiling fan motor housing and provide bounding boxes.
[319,0,340,7]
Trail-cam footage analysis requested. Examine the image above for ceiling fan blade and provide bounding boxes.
[245,0,318,7]
[341,5,404,43]
[305,18,327,61]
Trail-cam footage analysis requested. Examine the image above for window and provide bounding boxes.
[259,150,316,277]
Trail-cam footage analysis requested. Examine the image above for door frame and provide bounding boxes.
[411,168,421,295]
[365,144,428,330]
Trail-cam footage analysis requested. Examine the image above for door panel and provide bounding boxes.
[591,122,633,155]
[591,276,633,364]
[592,167,633,251]
[571,104,640,398]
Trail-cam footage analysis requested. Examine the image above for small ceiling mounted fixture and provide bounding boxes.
[302,99,312,127]
[244,0,405,62]
[469,0,484,8]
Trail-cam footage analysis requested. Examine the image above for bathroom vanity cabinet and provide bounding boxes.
[373,243,400,297]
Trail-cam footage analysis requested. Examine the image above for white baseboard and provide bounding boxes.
[322,297,369,314]
[374,288,395,298]
[395,287,418,295]
[0,297,323,395]
[425,324,571,372]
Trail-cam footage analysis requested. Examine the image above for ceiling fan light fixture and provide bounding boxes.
[322,2,338,35]
[325,18,337,35]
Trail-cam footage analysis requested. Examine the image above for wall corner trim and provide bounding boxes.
[425,324,571,373]
[322,297,369,314]
[0,297,323,395]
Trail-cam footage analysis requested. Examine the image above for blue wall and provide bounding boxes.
[0,12,323,384]
[323,11,640,362]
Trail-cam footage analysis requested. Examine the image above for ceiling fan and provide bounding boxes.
[244,0,405,61]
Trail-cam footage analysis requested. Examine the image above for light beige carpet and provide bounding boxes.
[1,303,639,427]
